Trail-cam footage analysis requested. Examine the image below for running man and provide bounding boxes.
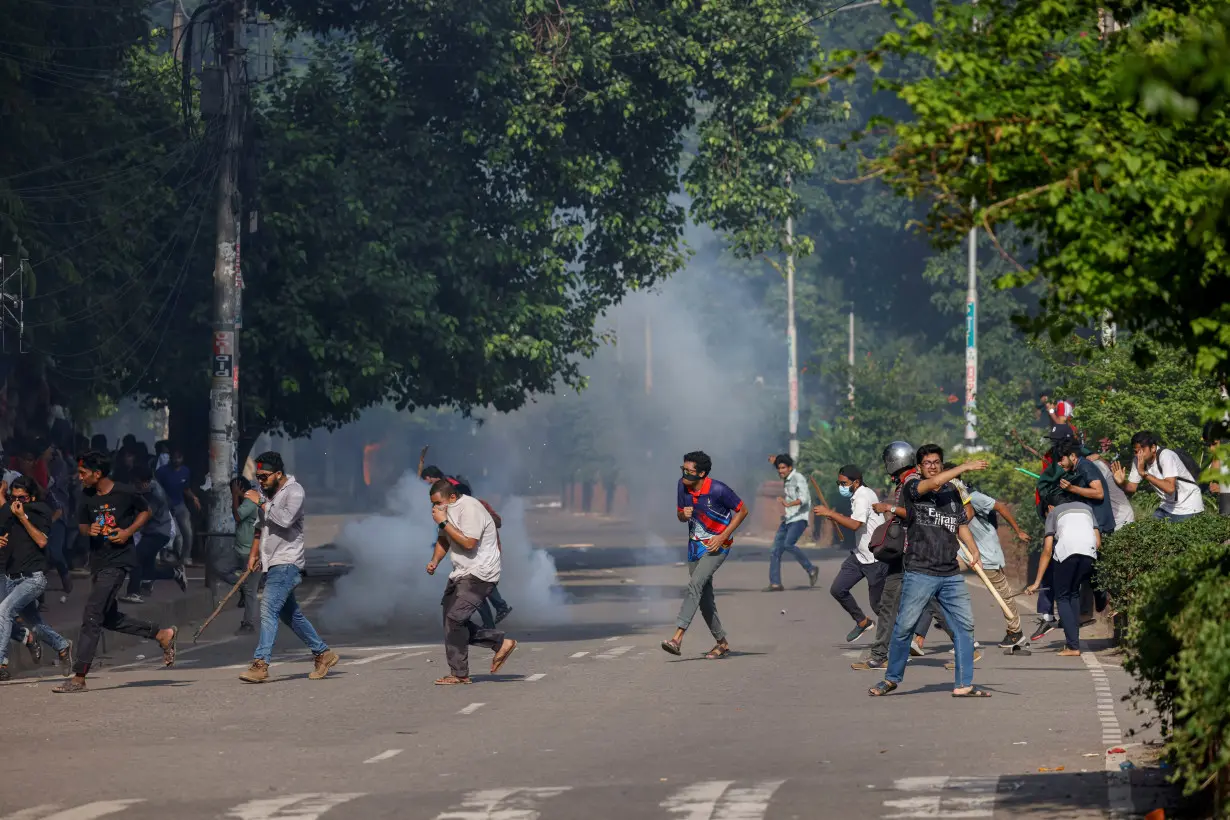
[55,451,178,694]
[814,465,885,643]
[426,479,517,685]
[661,451,748,660]
[766,454,818,591]
[238,452,338,684]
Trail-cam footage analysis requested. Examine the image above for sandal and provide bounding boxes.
[952,687,992,698]
[868,680,898,697]
[704,643,730,659]
[160,626,178,668]
[660,639,682,656]
[491,639,518,674]
[434,675,472,685]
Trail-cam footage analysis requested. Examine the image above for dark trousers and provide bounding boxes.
[442,576,505,678]
[867,571,903,664]
[46,519,73,593]
[1036,563,1056,618]
[476,584,510,630]
[914,598,955,643]
[127,534,174,595]
[1054,554,1095,650]
[830,552,887,624]
[75,567,161,676]
[213,544,260,627]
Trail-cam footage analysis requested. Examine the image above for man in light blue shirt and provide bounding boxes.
[965,486,1030,647]
[766,454,818,591]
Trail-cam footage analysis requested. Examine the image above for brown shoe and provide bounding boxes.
[309,649,339,680]
[239,659,269,683]
[52,676,88,694]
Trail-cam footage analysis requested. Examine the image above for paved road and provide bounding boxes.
[0,516,1149,819]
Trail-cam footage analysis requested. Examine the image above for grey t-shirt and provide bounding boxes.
[1090,458,1134,530]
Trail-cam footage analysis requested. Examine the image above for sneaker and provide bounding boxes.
[239,659,269,683]
[808,567,820,588]
[118,594,144,604]
[1030,618,1058,641]
[998,631,1024,648]
[235,623,255,636]
[309,650,339,680]
[494,606,513,625]
[57,641,74,676]
[173,565,188,593]
[846,620,874,643]
[851,658,887,670]
[910,636,925,657]
[763,584,785,592]
[0,666,9,682]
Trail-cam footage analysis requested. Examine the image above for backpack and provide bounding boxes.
[868,484,906,564]
[1166,448,1209,492]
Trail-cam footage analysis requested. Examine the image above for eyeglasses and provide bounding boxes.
[255,472,273,480]
[920,459,943,468]
[10,494,30,503]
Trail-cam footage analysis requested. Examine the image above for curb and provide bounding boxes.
[8,587,216,676]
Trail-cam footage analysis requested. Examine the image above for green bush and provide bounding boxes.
[1096,515,1230,610]
[1124,540,1230,810]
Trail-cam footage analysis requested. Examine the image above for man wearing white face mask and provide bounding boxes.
[815,465,885,643]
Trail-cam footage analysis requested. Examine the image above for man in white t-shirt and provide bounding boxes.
[1112,431,1205,521]
[427,480,518,686]
[814,464,885,643]
[1086,453,1134,530]
[1027,502,1100,656]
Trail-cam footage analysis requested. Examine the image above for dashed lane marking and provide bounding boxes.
[347,652,404,666]
[1082,650,1132,820]
[434,787,572,820]
[882,776,1001,818]
[363,750,403,764]
[595,645,634,660]
[524,673,546,682]
[458,702,485,715]
[569,651,589,658]
[3,801,147,820]
[224,793,364,820]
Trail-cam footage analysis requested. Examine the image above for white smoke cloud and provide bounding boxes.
[319,469,569,632]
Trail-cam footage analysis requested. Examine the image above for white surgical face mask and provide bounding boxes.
[837,484,853,498]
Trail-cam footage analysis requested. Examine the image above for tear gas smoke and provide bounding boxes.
[320,470,569,632]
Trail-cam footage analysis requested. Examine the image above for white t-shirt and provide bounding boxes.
[444,494,502,583]
[1091,458,1134,530]
[849,485,885,564]
[1128,449,1204,516]
[1045,502,1099,562]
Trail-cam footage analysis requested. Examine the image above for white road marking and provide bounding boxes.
[347,652,403,666]
[458,702,486,715]
[569,651,589,658]
[1082,651,1133,820]
[883,776,998,818]
[661,780,734,819]
[363,749,403,764]
[604,636,623,642]
[225,793,364,820]
[434,787,571,819]
[524,673,546,682]
[0,806,60,820]
[107,636,241,671]
[713,780,785,819]
[595,645,634,659]
[16,801,146,820]
[348,644,433,652]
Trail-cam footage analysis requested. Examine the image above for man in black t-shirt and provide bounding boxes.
[870,444,990,699]
[53,451,179,694]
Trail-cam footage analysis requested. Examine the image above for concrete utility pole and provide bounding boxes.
[785,175,799,462]
[207,0,246,558]
[847,308,855,404]
[964,210,978,448]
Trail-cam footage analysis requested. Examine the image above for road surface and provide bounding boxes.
[0,513,1153,819]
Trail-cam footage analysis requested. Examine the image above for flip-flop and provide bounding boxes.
[434,676,472,685]
[491,639,518,674]
[161,626,178,668]
[952,687,992,698]
[660,639,682,656]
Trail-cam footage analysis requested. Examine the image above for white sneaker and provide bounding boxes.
[118,594,144,604]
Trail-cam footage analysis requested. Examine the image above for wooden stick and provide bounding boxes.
[958,547,1015,620]
[193,569,252,643]
[808,473,845,542]
[416,444,430,479]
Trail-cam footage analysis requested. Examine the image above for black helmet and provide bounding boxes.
[882,441,915,477]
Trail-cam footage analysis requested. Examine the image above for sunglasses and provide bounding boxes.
[255,472,274,480]
[10,494,30,503]
[680,467,702,478]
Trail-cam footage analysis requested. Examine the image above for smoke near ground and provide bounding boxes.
[319,470,569,633]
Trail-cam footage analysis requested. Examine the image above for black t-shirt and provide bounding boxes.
[902,477,967,577]
[1,501,52,575]
[78,483,148,571]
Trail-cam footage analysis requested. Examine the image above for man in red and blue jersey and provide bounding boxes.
[660,451,749,660]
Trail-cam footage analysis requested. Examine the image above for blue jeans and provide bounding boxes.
[476,584,510,630]
[253,564,328,662]
[1154,509,1200,522]
[0,573,70,667]
[769,520,814,586]
[885,572,977,688]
